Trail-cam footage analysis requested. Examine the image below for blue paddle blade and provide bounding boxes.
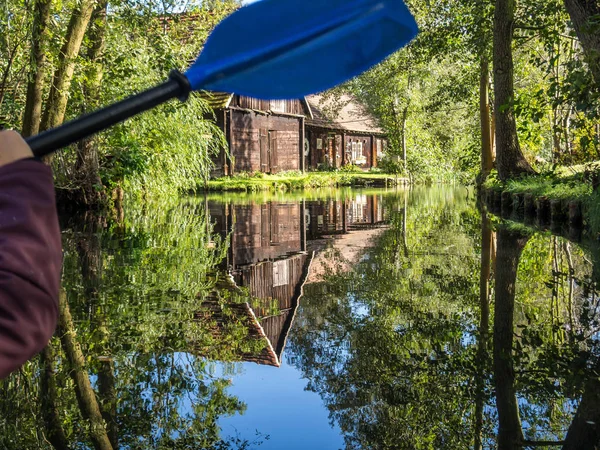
[185,0,418,99]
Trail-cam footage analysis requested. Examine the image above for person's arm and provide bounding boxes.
[0,130,62,378]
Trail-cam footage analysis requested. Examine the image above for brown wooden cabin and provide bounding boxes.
[305,94,387,170]
[306,195,387,241]
[203,201,312,366]
[199,92,313,177]
[304,196,389,285]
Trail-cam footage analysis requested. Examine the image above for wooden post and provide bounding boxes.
[512,193,524,217]
[501,191,512,217]
[536,197,551,225]
[300,116,305,173]
[223,109,229,176]
[372,136,377,168]
[300,200,307,251]
[227,109,234,175]
[341,132,346,166]
[524,194,535,217]
[568,201,583,228]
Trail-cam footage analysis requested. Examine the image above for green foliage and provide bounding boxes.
[0,194,270,449]
[1,0,237,203]
[289,187,485,448]
[338,163,363,173]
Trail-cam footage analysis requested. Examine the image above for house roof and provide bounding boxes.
[196,91,233,109]
[195,91,314,118]
[306,226,389,284]
[194,253,312,367]
[305,94,385,135]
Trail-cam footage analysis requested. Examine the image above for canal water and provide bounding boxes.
[2,186,600,449]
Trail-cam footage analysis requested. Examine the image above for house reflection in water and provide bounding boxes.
[306,194,386,241]
[208,201,311,367]
[204,195,388,366]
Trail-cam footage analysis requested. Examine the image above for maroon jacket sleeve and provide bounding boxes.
[0,159,61,378]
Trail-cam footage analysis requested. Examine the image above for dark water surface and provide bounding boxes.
[2,186,600,449]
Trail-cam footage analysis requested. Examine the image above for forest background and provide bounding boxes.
[0,0,599,206]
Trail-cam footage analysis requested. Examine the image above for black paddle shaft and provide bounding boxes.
[26,70,192,158]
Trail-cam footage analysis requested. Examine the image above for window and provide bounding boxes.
[351,194,367,222]
[270,99,285,113]
[273,260,289,287]
[351,140,366,164]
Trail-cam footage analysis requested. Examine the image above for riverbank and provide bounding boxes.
[481,165,600,235]
[200,171,408,192]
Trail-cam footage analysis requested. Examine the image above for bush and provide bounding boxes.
[377,157,406,175]
[338,163,363,173]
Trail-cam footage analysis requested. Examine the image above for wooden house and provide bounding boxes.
[304,196,389,285]
[200,93,313,176]
[194,196,389,365]
[305,94,387,170]
[306,195,387,241]
[204,200,312,366]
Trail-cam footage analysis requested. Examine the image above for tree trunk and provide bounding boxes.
[97,348,118,448]
[21,0,52,137]
[474,212,493,450]
[563,0,600,87]
[493,0,535,181]
[491,106,497,158]
[40,343,71,450]
[0,41,21,111]
[58,291,114,450]
[76,222,118,449]
[493,227,529,449]
[401,106,408,164]
[480,56,494,180]
[40,0,97,135]
[74,0,108,207]
[562,358,600,449]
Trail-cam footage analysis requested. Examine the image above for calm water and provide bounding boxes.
[2,186,600,449]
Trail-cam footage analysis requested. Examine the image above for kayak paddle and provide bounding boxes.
[26,0,418,158]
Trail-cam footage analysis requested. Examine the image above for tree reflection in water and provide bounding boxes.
[1,188,600,449]
[0,200,260,450]
[287,189,600,449]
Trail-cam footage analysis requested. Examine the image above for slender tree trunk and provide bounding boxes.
[493,0,535,181]
[562,359,600,449]
[0,41,21,111]
[74,0,107,207]
[97,346,117,448]
[40,343,71,450]
[552,108,561,164]
[480,56,494,181]
[22,0,52,137]
[474,212,493,450]
[40,0,97,135]
[76,222,118,449]
[401,106,408,164]
[491,106,497,158]
[493,228,529,449]
[563,0,600,87]
[563,108,573,162]
[58,291,114,450]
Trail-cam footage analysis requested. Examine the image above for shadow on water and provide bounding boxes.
[1,186,600,449]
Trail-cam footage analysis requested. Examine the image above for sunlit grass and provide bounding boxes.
[483,164,600,233]
[203,171,403,192]
[483,167,595,201]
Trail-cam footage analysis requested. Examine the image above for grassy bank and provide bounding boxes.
[482,164,600,232]
[200,171,407,192]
